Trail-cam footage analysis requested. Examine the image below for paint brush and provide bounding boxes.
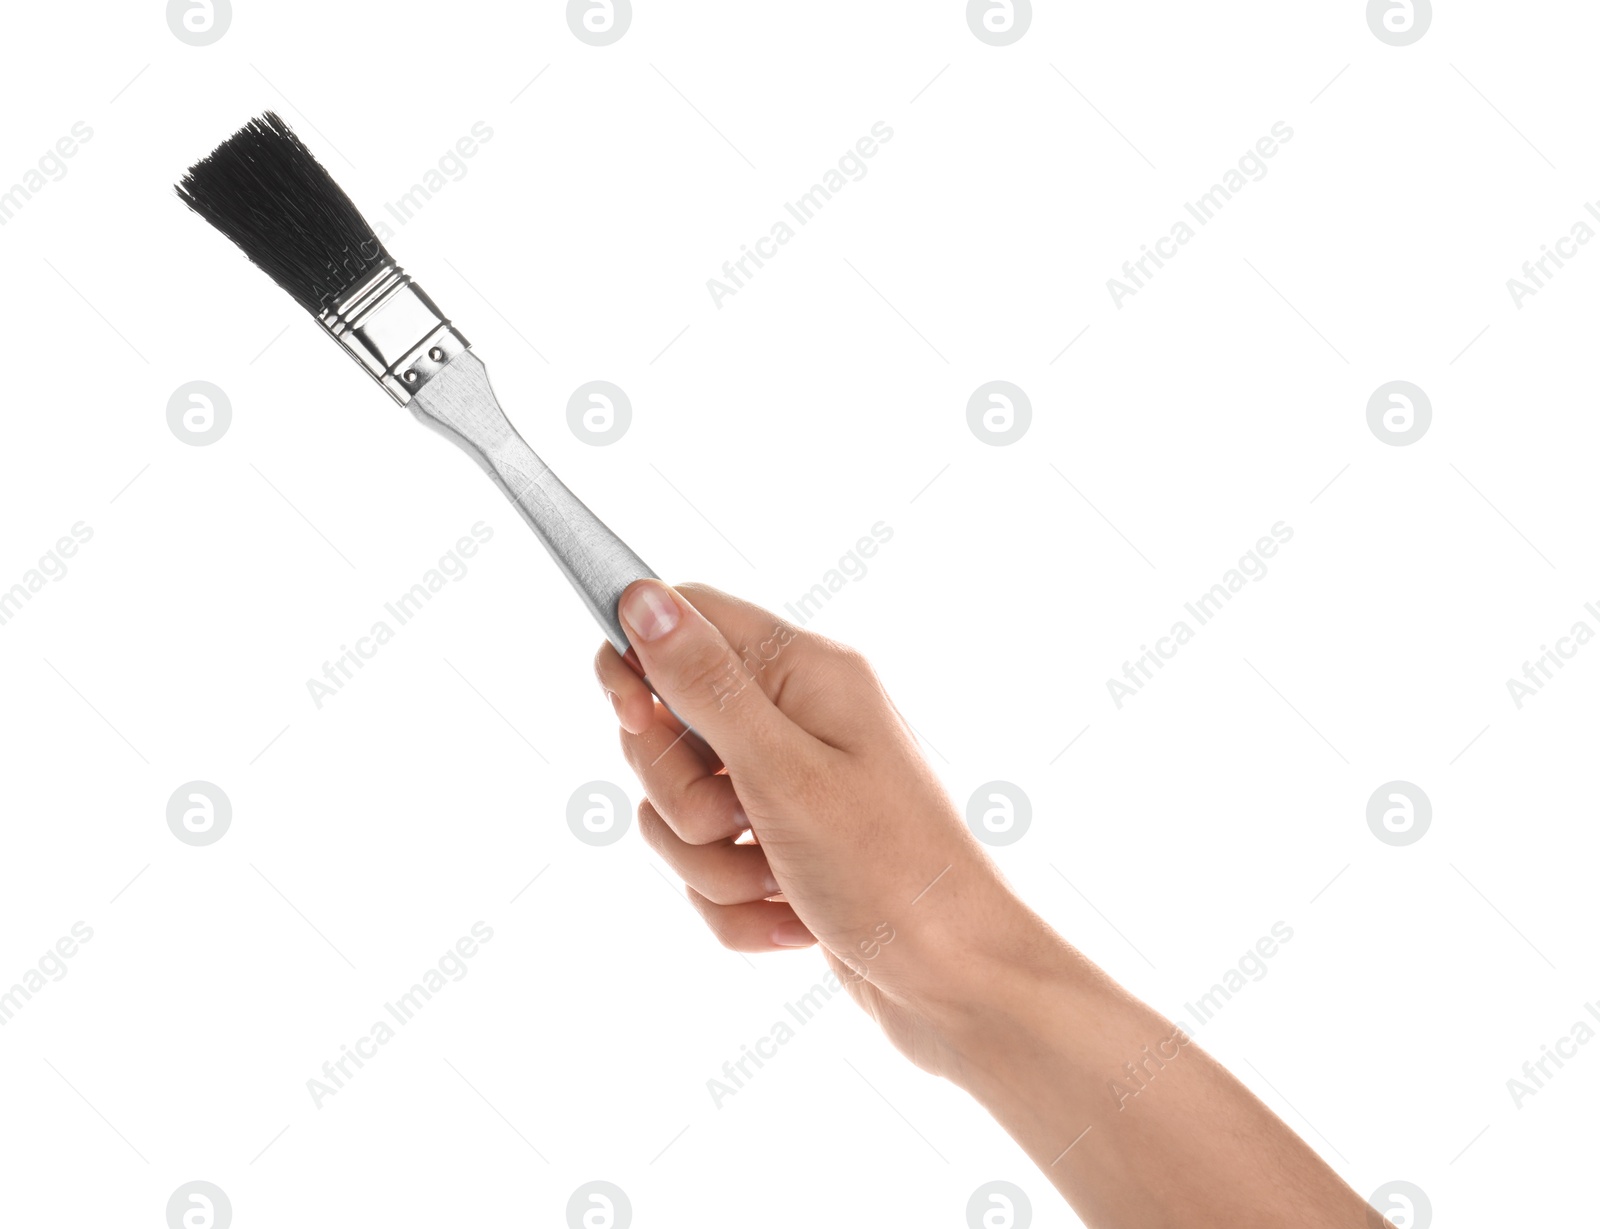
[177,111,655,660]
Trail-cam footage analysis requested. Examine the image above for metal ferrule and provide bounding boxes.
[318,264,469,404]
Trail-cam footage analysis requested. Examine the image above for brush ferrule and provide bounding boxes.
[318,265,468,404]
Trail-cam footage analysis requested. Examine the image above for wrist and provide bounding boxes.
[939,924,1093,1091]
[889,871,1102,1087]
[912,893,1152,1115]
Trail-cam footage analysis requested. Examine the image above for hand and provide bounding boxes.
[593,579,1041,1080]
[597,580,1380,1229]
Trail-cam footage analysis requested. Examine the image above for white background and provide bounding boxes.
[0,1,1594,1225]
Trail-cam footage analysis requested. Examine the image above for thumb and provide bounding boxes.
[617,579,804,774]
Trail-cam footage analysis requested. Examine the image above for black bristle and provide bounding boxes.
[176,111,393,315]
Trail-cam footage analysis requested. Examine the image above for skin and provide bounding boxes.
[596,579,1384,1229]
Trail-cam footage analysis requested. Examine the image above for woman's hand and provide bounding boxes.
[597,579,1379,1228]
[593,579,1041,1081]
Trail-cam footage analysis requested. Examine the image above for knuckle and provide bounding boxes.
[695,873,739,907]
[672,640,751,709]
[828,639,875,678]
[686,889,736,946]
[732,617,803,678]
[618,722,673,780]
[710,917,745,950]
[806,631,873,681]
[662,776,726,843]
[635,798,663,841]
[625,754,728,843]
[777,744,849,815]
[731,721,817,787]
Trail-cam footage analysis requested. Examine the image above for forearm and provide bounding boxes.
[937,907,1373,1229]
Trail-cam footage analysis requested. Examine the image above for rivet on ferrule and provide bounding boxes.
[318,264,469,403]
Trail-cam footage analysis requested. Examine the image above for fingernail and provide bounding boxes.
[604,688,623,721]
[621,580,680,642]
[732,806,751,831]
[760,872,780,897]
[771,920,816,948]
